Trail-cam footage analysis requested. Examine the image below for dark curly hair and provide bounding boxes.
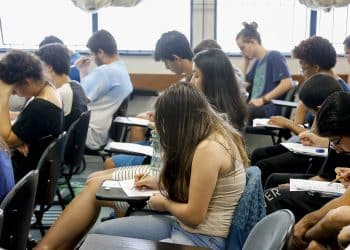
[154,30,193,61]
[36,43,70,75]
[292,36,336,70]
[236,21,261,44]
[0,50,43,85]
[343,35,350,49]
[39,35,64,48]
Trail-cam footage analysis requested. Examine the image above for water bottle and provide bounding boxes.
[149,130,162,177]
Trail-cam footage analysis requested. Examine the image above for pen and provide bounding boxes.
[329,175,343,185]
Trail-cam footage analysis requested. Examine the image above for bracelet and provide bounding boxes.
[262,95,269,104]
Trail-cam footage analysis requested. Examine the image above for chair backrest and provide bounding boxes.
[35,132,68,206]
[64,110,91,173]
[225,166,266,250]
[281,84,298,119]
[0,209,3,241]
[109,95,130,141]
[0,170,39,250]
[242,209,295,250]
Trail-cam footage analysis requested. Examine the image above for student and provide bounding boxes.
[36,82,248,250]
[39,35,81,82]
[36,43,89,131]
[0,137,15,202]
[253,73,343,185]
[191,49,248,130]
[76,30,133,150]
[193,39,248,100]
[0,50,63,181]
[104,30,193,169]
[264,92,350,222]
[289,92,350,249]
[236,21,293,122]
[154,30,193,81]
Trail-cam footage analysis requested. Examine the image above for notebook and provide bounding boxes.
[114,116,150,127]
[281,142,328,157]
[108,142,153,157]
[290,178,345,197]
[252,118,283,128]
[102,179,159,197]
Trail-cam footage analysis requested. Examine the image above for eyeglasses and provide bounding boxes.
[329,136,343,149]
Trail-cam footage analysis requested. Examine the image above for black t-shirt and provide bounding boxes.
[12,98,63,181]
[64,81,89,131]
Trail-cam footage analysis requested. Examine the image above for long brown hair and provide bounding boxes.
[155,82,249,203]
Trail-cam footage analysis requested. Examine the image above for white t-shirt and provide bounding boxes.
[57,83,73,116]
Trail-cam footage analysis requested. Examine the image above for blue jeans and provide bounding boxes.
[91,214,225,250]
[112,141,151,167]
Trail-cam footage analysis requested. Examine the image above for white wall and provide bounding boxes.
[121,54,350,76]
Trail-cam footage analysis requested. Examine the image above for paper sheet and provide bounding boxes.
[114,116,150,127]
[102,180,121,188]
[252,118,282,128]
[119,179,159,197]
[108,142,153,157]
[281,142,328,157]
[290,178,345,197]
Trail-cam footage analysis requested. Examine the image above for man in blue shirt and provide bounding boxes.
[76,30,133,150]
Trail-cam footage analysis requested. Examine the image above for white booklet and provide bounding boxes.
[271,99,298,108]
[108,142,153,157]
[290,178,345,197]
[281,142,328,157]
[102,179,159,197]
[120,179,159,197]
[113,116,150,127]
[252,118,282,128]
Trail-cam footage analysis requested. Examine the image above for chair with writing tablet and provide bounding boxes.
[245,84,299,145]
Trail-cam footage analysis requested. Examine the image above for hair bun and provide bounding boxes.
[242,21,258,31]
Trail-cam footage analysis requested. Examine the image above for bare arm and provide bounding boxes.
[0,81,23,147]
[249,78,293,107]
[292,187,350,248]
[153,140,226,227]
[294,102,308,126]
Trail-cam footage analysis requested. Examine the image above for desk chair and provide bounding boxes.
[32,132,68,236]
[242,209,295,250]
[0,170,39,250]
[84,95,131,163]
[61,110,91,199]
[245,84,299,145]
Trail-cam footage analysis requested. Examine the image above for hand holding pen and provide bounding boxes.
[134,173,158,190]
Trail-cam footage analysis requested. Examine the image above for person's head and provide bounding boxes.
[235,22,262,59]
[299,73,343,114]
[155,82,248,202]
[292,36,336,79]
[0,50,44,97]
[36,43,70,83]
[316,92,350,153]
[154,31,193,74]
[39,35,64,48]
[343,35,350,64]
[193,39,222,55]
[191,49,248,129]
[87,29,117,66]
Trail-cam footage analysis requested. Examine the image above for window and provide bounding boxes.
[98,0,191,52]
[217,0,310,54]
[316,6,349,54]
[0,0,91,49]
